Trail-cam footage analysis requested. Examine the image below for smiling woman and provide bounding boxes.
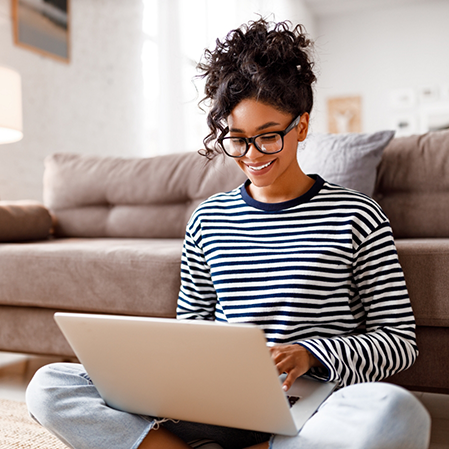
[25,17,431,449]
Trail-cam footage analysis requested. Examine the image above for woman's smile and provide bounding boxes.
[243,158,276,172]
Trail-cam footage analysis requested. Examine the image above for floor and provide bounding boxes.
[1,352,448,448]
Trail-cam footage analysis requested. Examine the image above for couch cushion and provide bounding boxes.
[396,238,449,327]
[0,201,52,242]
[373,130,449,238]
[44,152,246,238]
[298,130,395,196]
[385,326,449,393]
[0,306,76,357]
[0,238,183,317]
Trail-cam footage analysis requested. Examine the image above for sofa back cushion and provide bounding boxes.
[373,130,449,238]
[44,152,246,238]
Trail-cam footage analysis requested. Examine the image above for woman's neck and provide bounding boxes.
[246,171,315,204]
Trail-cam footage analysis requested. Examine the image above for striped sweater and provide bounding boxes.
[177,176,418,387]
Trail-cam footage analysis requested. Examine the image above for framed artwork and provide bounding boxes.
[418,86,439,103]
[12,0,70,63]
[391,114,418,137]
[327,96,362,134]
[389,88,416,109]
[420,105,449,133]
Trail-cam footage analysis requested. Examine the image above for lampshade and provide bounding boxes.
[0,66,23,144]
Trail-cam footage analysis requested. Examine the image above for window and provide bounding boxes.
[141,0,306,156]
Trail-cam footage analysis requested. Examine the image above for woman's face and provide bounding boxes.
[226,98,310,203]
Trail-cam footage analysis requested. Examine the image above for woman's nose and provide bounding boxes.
[245,142,261,159]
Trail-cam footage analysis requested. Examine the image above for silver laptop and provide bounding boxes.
[54,312,336,436]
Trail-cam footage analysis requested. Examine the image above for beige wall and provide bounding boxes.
[0,0,145,201]
[311,0,449,135]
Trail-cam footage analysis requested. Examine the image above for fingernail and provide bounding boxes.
[282,385,288,391]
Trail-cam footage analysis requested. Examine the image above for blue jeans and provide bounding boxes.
[26,363,431,449]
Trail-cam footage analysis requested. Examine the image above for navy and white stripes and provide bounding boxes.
[177,176,417,387]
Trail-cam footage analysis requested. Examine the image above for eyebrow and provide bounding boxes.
[229,121,282,134]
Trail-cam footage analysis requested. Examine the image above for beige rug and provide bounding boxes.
[0,399,68,448]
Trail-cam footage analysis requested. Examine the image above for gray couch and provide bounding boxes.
[0,130,448,393]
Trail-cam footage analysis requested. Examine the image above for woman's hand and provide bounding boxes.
[269,344,323,392]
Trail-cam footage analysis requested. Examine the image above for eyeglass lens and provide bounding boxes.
[222,133,283,157]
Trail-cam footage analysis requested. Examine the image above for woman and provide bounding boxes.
[26,19,431,449]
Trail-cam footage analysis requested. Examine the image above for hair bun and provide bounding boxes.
[197,18,316,159]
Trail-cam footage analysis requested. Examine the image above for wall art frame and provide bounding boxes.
[327,96,362,134]
[12,0,70,63]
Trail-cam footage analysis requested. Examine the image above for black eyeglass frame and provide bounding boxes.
[218,113,303,158]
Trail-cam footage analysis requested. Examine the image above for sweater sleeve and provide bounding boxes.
[297,221,418,387]
[177,226,217,320]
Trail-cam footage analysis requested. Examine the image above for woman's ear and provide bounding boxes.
[297,113,309,142]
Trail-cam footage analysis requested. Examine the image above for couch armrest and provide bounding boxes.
[0,200,53,242]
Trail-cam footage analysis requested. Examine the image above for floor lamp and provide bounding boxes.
[0,66,23,144]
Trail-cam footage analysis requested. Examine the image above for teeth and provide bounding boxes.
[249,160,273,171]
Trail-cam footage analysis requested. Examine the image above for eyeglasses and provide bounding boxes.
[218,114,302,158]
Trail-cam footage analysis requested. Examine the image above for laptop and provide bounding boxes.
[54,312,337,436]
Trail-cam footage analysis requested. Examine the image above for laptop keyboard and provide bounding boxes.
[287,395,301,408]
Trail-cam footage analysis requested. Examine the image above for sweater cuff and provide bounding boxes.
[295,340,336,383]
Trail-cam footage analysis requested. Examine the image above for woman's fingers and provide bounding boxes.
[269,345,310,391]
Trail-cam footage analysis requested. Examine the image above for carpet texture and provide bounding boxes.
[0,399,67,448]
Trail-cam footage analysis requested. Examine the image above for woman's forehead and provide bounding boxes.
[227,99,292,132]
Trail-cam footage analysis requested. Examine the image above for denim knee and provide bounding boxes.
[376,383,431,438]
[347,382,430,421]
[270,382,431,449]
[26,362,154,449]
[338,382,431,449]
[26,362,88,427]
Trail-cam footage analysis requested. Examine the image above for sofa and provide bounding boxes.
[0,129,448,394]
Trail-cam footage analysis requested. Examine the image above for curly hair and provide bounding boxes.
[197,18,316,159]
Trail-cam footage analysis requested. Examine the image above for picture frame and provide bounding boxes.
[420,105,449,133]
[327,96,362,134]
[389,88,416,109]
[418,86,439,104]
[12,0,70,63]
[391,114,418,137]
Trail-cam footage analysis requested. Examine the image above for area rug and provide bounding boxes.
[0,399,68,448]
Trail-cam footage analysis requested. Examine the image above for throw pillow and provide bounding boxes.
[0,201,53,242]
[297,130,395,196]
